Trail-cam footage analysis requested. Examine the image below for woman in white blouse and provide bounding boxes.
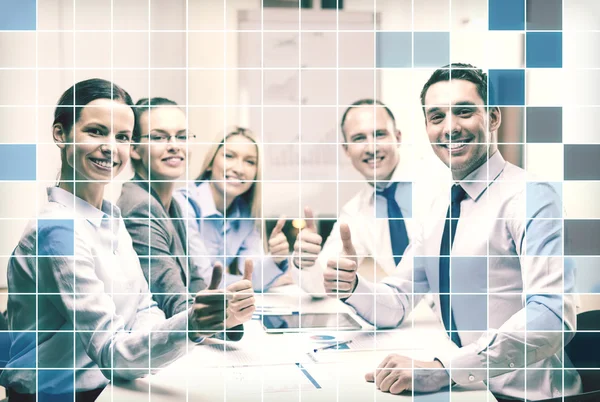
[0,79,228,402]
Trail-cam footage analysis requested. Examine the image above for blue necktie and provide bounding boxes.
[439,184,466,347]
[378,182,409,266]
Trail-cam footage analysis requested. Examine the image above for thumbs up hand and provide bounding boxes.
[188,263,227,339]
[323,224,359,299]
[225,259,256,328]
[292,207,323,269]
[207,261,223,290]
[268,216,290,265]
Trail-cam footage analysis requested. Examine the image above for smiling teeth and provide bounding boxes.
[448,143,466,149]
[93,159,113,168]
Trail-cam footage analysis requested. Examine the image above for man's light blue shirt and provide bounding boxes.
[345,151,582,400]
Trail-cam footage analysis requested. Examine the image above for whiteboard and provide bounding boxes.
[238,9,381,216]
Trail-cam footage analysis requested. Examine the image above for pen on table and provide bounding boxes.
[255,306,285,310]
[313,340,353,353]
[255,307,298,314]
[252,308,298,320]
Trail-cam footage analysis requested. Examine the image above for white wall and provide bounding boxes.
[186,0,261,180]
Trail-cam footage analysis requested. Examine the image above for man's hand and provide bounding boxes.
[292,207,323,269]
[323,223,358,299]
[225,259,256,328]
[268,216,290,265]
[189,263,226,339]
[365,354,450,394]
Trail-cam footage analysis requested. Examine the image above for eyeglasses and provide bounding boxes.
[139,132,196,143]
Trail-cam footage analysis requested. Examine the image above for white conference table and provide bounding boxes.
[98,285,497,401]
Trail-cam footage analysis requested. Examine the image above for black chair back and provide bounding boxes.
[532,311,600,402]
[565,310,600,394]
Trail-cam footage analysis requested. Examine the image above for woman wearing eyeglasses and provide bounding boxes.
[174,127,290,292]
[117,98,255,337]
[0,82,228,402]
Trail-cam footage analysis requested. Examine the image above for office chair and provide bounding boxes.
[535,310,600,402]
[0,310,8,370]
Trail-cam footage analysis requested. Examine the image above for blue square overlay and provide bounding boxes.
[0,0,36,30]
[489,69,525,106]
[526,32,562,68]
[489,0,525,30]
[376,32,412,68]
[0,144,36,181]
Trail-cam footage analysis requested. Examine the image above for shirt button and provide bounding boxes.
[468,375,475,382]
[509,362,515,368]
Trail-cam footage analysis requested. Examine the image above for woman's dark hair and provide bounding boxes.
[53,78,134,134]
[132,97,180,142]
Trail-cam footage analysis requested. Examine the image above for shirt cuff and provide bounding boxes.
[277,258,289,272]
[344,275,376,312]
[436,342,488,385]
[225,324,244,342]
[189,334,206,344]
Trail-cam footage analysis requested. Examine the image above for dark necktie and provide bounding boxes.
[378,182,409,266]
[439,184,467,347]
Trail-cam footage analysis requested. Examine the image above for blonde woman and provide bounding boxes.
[174,127,289,292]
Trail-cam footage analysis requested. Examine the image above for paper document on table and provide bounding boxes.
[295,330,414,352]
[195,342,310,367]
[349,331,406,351]
[206,343,256,366]
[303,331,431,364]
[224,364,321,394]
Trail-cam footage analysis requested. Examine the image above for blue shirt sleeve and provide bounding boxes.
[236,226,287,293]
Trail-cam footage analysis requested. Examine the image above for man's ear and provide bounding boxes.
[342,142,350,157]
[52,123,67,149]
[395,129,402,145]
[341,131,349,155]
[488,106,502,133]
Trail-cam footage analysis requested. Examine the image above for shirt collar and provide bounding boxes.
[367,162,413,214]
[458,150,506,201]
[196,181,221,218]
[195,181,246,220]
[47,186,121,228]
[370,160,411,191]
